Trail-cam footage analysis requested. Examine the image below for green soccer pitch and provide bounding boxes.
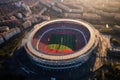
[48,34,76,52]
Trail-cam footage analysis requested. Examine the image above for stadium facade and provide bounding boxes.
[16,19,103,80]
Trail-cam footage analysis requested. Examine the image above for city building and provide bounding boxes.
[0,35,4,45]
[3,28,20,40]
[64,13,82,19]
[113,25,120,33]
[22,20,32,29]
[0,26,9,33]
[82,13,102,20]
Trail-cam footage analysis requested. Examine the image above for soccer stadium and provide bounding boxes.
[20,19,101,79]
[24,19,99,69]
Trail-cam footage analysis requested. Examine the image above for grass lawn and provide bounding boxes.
[48,44,72,51]
[48,34,76,51]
